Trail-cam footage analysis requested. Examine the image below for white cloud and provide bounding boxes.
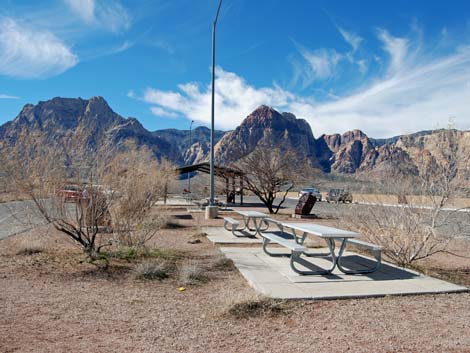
[0,18,78,79]
[64,0,131,33]
[338,27,363,52]
[299,47,342,81]
[64,0,95,23]
[150,106,179,119]
[377,29,409,75]
[0,93,20,99]
[141,67,295,130]
[339,27,367,73]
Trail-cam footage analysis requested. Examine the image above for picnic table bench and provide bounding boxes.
[260,220,382,275]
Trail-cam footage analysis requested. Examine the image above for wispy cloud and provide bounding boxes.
[291,27,365,89]
[64,0,95,23]
[0,17,78,79]
[338,27,363,52]
[377,28,409,75]
[0,93,20,99]
[338,26,368,73]
[64,0,131,33]
[290,41,342,89]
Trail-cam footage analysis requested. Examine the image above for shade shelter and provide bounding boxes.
[176,162,245,205]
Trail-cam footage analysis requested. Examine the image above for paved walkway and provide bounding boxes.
[204,227,468,300]
[221,247,467,299]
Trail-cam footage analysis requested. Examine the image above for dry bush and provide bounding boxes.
[0,139,176,260]
[341,130,470,267]
[178,261,208,285]
[135,260,175,280]
[16,239,45,256]
[210,253,236,271]
[103,146,176,248]
[226,297,293,320]
[0,145,113,260]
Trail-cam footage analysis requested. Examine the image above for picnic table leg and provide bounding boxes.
[288,234,338,275]
[336,239,382,274]
[290,250,336,275]
[291,230,308,244]
[241,217,258,237]
[290,230,332,257]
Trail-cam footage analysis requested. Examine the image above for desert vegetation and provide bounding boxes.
[0,140,176,261]
[232,142,308,214]
[339,129,470,267]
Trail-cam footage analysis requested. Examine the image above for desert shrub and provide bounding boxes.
[135,261,174,280]
[15,236,46,256]
[227,298,292,319]
[1,140,177,260]
[109,246,185,262]
[210,254,236,271]
[178,261,208,285]
[16,244,44,256]
[339,129,470,267]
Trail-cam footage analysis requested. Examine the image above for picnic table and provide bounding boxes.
[262,221,369,275]
[223,210,270,237]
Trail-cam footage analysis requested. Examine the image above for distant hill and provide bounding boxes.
[1,96,468,182]
[154,127,225,166]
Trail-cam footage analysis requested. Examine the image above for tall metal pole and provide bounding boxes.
[210,0,222,207]
[188,120,194,193]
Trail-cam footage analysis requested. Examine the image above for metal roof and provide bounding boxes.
[176,162,244,177]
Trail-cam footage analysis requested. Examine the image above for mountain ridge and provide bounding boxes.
[1,97,468,181]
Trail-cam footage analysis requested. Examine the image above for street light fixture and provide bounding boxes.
[206,0,222,219]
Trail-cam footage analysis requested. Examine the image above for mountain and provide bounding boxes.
[1,97,468,183]
[154,127,225,165]
[0,96,179,166]
[214,105,320,166]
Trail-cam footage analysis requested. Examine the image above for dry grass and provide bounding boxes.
[227,297,294,320]
[135,261,174,280]
[178,261,209,285]
[14,234,47,256]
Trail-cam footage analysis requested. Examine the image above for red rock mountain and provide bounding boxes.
[1,98,468,181]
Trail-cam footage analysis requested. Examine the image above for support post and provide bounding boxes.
[206,0,222,220]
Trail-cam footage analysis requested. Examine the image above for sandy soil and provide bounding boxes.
[1,208,469,353]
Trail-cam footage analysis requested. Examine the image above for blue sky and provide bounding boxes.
[1,0,470,137]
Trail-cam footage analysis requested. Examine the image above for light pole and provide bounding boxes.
[188,120,194,193]
[206,0,222,219]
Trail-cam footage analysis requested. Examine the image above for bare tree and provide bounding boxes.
[233,143,304,214]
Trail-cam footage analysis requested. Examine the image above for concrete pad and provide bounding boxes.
[203,227,262,245]
[220,247,468,300]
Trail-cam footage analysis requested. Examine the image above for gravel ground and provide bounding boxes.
[1,208,469,353]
